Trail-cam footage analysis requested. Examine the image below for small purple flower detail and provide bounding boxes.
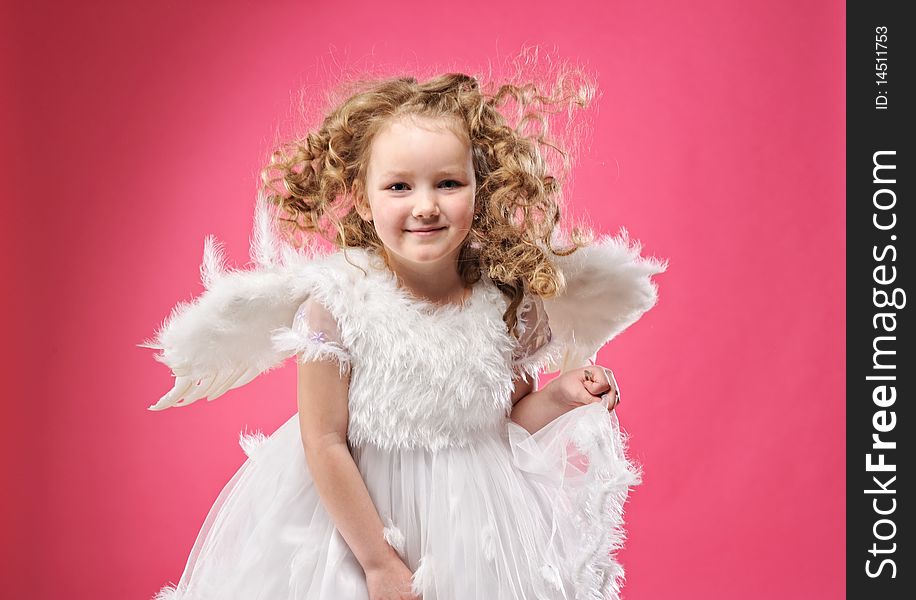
[308,330,328,344]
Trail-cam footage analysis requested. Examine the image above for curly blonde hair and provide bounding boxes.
[260,69,596,338]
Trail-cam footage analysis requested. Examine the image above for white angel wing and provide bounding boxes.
[146,368,262,411]
[139,193,326,411]
[540,227,669,374]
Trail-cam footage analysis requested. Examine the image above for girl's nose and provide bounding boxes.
[412,189,440,218]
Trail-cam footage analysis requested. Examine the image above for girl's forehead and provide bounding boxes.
[377,113,469,142]
[367,115,472,171]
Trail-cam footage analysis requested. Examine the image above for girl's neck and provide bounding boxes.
[383,250,469,306]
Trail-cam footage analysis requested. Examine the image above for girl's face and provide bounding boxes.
[359,115,476,274]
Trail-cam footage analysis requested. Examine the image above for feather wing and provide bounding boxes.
[139,194,327,411]
[541,227,668,373]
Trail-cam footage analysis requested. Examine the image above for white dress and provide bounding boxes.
[151,246,648,600]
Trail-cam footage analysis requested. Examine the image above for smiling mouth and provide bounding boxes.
[406,226,447,233]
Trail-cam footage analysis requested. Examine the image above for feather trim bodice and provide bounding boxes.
[273,248,522,451]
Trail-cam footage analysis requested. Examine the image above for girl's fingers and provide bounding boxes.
[603,368,621,410]
[581,367,622,411]
[568,367,620,408]
[582,367,614,395]
[580,391,613,407]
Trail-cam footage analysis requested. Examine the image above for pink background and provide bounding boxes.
[3,0,845,598]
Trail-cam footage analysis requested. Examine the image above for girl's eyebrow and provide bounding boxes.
[379,167,469,179]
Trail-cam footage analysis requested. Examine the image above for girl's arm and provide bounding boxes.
[509,366,617,434]
[297,358,403,574]
[509,375,566,434]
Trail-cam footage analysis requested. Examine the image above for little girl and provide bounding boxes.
[144,70,666,600]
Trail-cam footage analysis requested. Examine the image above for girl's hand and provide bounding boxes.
[365,559,422,600]
[550,365,621,412]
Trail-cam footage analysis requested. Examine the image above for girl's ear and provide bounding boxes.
[351,178,373,222]
[354,197,373,222]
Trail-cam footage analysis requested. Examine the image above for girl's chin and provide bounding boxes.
[388,243,460,265]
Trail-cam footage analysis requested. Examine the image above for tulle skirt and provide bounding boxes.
[153,396,640,600]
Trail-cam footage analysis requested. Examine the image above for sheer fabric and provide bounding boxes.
[289,296,351,376]
[511,293,554,380]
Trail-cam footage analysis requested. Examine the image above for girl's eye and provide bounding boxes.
[387,181,462,191]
